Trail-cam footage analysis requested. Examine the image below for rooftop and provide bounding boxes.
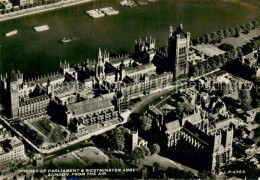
[126,63,156,75]
[165,120,181,131]
[35,73,64,85]
[183,121,213,146]
[148,106,163,116]
[110,54,132,65]
[68,97,114,115]
[20,94,49,106]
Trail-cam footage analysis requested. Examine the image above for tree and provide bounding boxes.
[150,143,160,155]
[213,55,222,67]
[224,29,231,37]
[140,116,152,131]
[210,32,219,43]
[246,22,253,31]
[197,62,205,75]
[252,20,260,29]
[224,51,232,59]
[108,157,126,168]
[217,30,225,40]
[219,54,228,64]
[153,162,160,172]
[218,43,234,51]
[241,24,247,32]
[189,65,199,77]
[107,127,126,151]
[230,48,239,59]
[235,27,242,37]
[204,33,211,43]
[192,37,200,46]
[198,170,215,179]
[208,58,218,70]
[254,112,260,124]
[237,47,243,57]
[229,28,236,37]
[130,147,147,163]
[200,36,206,44]
[204,60,212,73]
[128,113,140,129]
[143,147,151,157]
[239,90,252,111]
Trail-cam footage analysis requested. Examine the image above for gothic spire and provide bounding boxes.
[178,12,183,30]
[10,61,15,74]
[98,47,102,58]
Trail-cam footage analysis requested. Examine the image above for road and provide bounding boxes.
[131,87,176,113]
[0,0,93,22]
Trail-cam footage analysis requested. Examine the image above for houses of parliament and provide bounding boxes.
[0,22,233,173]
[0,21,190,120]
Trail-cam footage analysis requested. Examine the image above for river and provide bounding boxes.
[0,0,259,78]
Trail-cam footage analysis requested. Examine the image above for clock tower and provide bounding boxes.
[8,64,20,119]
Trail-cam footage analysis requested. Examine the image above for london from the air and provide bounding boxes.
[0,0,259,179]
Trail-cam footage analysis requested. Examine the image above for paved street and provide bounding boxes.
[0,0,93,22]
[131,87,176,113]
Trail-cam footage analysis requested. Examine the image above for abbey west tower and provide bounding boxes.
[167,23,190,81]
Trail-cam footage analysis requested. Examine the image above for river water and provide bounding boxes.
[0,0,259,77]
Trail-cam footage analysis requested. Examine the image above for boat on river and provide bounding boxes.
[100,7,119,16]
[34,25,49,32]
[86,9,105,18]
[5,30,18,37]
[59,37,73,43]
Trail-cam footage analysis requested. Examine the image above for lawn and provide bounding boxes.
[221,29,260,48]
[75,147,109,165]
[32,117,52,137]
[192,44,225,57]
[140,155,198,174]
[32,117,66,143]
[49,127,65,143]
[53,154,86,169]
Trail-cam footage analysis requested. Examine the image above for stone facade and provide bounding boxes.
[0,136,25,169]
[168,24,190,81]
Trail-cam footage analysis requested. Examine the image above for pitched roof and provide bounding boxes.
[20,95,49,106]
[68,97,114,115]
[125,63,156,75]
[165,120,181,131]
[188,111,203,124]
[182,121,213,146]
[148,106,163,116]
[110,55,132,65]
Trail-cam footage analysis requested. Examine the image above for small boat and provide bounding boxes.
[34,25,49,32]
[5,30,18,37]
[59,37,73,43]
[99,7,119,16]
[120,0,127,6]
[86,9,105,18]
